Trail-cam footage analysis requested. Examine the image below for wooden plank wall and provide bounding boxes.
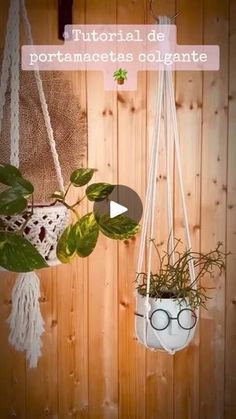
[0,0,235,418]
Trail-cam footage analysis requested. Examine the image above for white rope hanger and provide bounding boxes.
[0,0,65,192]
[136,16,199,354]
[0,0,66,367]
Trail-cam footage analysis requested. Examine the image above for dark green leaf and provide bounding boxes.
[0,231,48,272]
[73,212,99,257]
[97,214,140,240]
[86,183,115,202]
[70,168,94,187]
[0,189,27,215]
[12,177,34,197]
[51,190,65,201]
[56,224,76,263]
[0,163,22,186]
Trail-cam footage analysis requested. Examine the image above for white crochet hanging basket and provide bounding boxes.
[1,204,69,266]
[136,294,197,351]
[0,0,70,367]
[0,0,69,268]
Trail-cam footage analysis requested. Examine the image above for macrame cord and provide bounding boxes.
[0,0,65,367]
[136,16,199,354]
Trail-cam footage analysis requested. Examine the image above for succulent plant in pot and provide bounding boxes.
[135,238,226,351]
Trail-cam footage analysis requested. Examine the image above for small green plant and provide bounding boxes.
[136,238,226,309]
[0,164,139,271]
[113,68,128,85]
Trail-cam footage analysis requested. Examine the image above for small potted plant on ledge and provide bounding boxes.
[135,239,226,352]
[113,68,128,85]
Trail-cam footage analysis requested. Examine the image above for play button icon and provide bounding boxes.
[93,184,143,224]
[110,201,128,218]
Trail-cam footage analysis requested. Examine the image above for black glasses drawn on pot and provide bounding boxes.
[135,308,197,331]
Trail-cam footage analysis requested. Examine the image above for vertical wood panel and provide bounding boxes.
[145,2,175,419]
[174,1,203,418]
[117,1,146,418]
[56,0,89,416]
[0,272,26,418]
[200,0,229,418]
[0,5,28,412]
[24,2,60,417]
[225,0,236,417]
[26,269,59,418]
[86,2,118,418]
[57,260,89,418]
[0,1,235,418]
[0,2,26,418]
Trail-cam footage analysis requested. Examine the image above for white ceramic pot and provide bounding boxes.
[135,293,197,352]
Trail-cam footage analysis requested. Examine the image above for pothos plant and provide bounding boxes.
[0,164,139,272]
[53,167,139,263]
[136,238,227,309]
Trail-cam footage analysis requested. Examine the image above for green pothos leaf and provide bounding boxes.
[0,164,34,215]
[70,168,94,187]
[97,213,140,240]
[0,231,48,272]
[73,212,99,257]
[56,224,77,263]
[0,189,28,215]
[86,183,114,202]
[0,163,22,186]
[51,190,65,202]
[12,177,34,197]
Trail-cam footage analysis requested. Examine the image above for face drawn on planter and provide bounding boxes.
[135,308,197,332]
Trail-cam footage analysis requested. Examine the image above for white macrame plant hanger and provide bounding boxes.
[136,16,199,354]
[0,0,67,367]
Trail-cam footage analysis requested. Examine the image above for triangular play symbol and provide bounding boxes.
[110,200,128,218]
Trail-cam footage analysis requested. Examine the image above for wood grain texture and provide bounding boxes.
[200,0,229,418]
[0,0,235,418]
[117,1,147,418]
[86,1,118,418]
[225,0,236,417]
[24,3,60,418]
[145,1,176,418]
[174,1,203,418]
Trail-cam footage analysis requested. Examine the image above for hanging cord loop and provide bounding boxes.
[20,0,65,192]
[149,1,181,24]
[0,0,20,167]
[10,0,20,168]
[136,16,198,354]
[0,0,65,192]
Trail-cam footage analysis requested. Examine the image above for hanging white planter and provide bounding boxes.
[136,293,197,352]
[135,16,199,353]
[0,0,71,367]
[1,204,69,266]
